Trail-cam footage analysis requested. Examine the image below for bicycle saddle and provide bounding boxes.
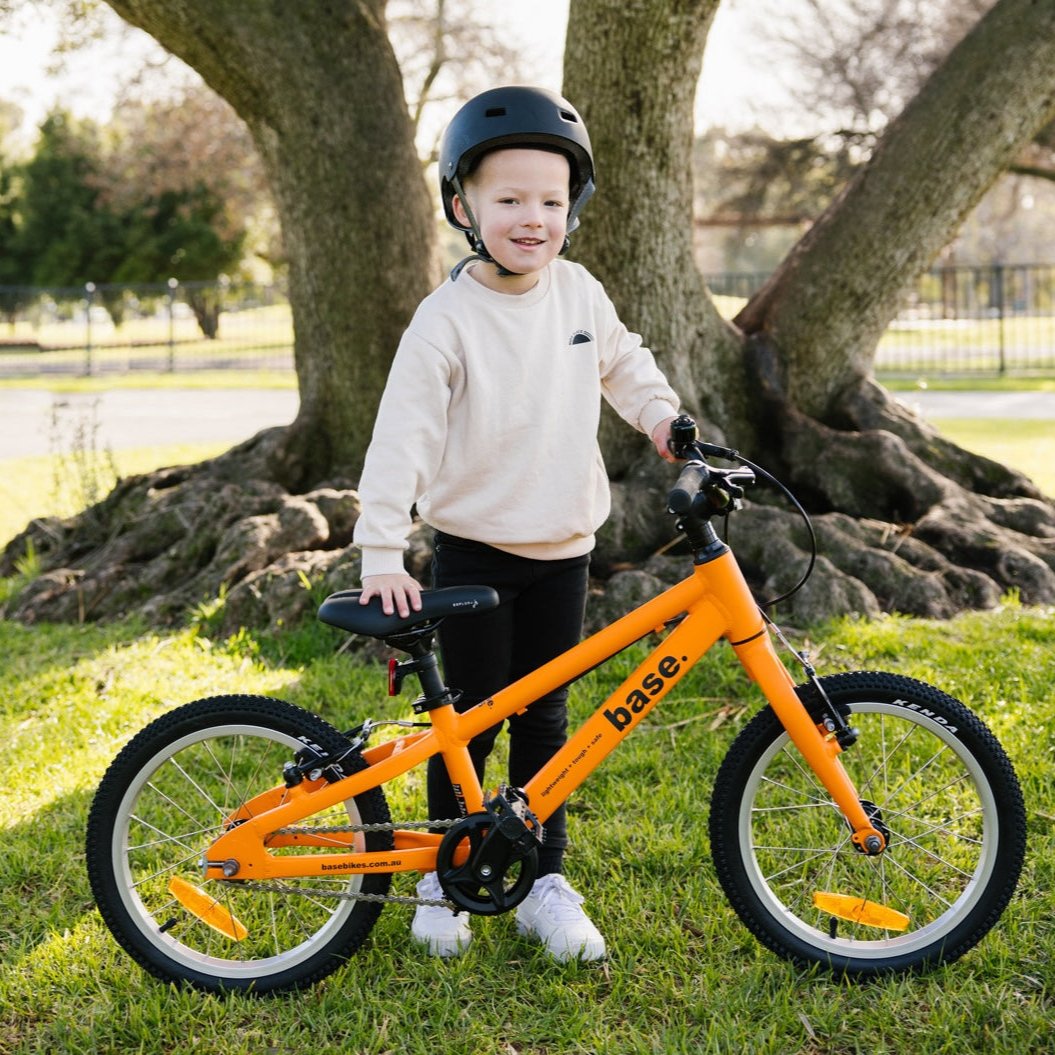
[317,586,499,638]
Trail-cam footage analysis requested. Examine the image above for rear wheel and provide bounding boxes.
[710,672,1025,975]
[86,695,392,993]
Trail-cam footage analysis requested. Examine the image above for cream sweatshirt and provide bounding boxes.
[354,259,680,577]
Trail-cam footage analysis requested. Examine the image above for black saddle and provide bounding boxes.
[317,586,499,639]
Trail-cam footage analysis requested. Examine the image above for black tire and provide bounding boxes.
[709,671,1026,975]
[86,695,393,993]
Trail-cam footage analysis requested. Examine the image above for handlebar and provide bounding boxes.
[662,414,817,608]
[665,421,756,519]
[667,461,711,516]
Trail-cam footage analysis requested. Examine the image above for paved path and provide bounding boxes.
[0,388,299,460]
[894,390,1055,421]
[1,387,1053,463]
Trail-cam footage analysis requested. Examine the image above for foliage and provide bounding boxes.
[0,604,1051,1053]
[0,108,245,329]
[0,158,33,319]
[695,0,1055,273]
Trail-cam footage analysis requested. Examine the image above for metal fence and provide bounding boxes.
[0,279,293,378]
[3,265,1054,379]
[708,263,1055,376]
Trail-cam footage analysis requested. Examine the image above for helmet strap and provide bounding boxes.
[448,174,584,281]
[449,174,524,281]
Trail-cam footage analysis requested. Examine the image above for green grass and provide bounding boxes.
[0,443,231,549]
[882,376,1055,392]
[934,418,1055,495]
[0,606,1051,1054]
[0,370,296,393]
[0,398,1052,1051]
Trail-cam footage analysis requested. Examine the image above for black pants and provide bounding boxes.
[429,532,590,876]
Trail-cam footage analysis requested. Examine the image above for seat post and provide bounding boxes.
[385,627,459,713]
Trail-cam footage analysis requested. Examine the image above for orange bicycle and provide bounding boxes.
[86,417,1026,993]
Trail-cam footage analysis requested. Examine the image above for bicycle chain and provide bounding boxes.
[244,882,453,908]
[254,817,461,907]
[274,817,458,836]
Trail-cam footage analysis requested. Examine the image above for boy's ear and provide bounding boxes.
[452,193,472,229]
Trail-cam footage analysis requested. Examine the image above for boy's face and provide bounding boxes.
[453,148,571,292]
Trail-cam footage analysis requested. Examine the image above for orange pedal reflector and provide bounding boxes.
[168,877,248,941]
[813,891,910,931]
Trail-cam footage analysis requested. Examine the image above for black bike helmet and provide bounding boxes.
[439,86,595,272]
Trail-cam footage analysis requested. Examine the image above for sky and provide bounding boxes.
[0,1,795,142]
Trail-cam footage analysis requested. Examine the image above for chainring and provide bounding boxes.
[435,813,538,915]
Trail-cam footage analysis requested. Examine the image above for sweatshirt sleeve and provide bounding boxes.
[353,331,453,578]
[595,288,680,435]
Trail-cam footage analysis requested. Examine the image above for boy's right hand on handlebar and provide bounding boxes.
[360,574,423,618]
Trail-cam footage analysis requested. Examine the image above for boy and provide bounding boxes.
[354,86,680,961]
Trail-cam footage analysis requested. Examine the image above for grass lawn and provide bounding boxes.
[931,418,1055,495]
[0,397,1052,1052]
[0,443,232,549]
[0,603,1051,1054]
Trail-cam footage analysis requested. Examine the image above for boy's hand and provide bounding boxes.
[360,574,423,618]
[651,416,679,462]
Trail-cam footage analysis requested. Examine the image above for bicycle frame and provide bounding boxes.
[202,545,885,885]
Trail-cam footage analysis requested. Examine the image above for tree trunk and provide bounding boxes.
[568,0,1055,621]
[737,0,1055,420]
[0,1,440,629]
[6,0,1055,630]
[105,0,438,486]
[565,0,747,473]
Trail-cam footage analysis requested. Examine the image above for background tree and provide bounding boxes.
[4,105,248,328]
[702,0,1055,271]
[110,185,245,336]
[568,0,1055,619]
[0,152,32,323]
[106,87,278,279]
[15,113,114,286]
[387,0,520,162]
[4,0,1055,632]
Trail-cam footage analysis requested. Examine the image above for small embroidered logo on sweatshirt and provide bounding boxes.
[569,329,594,345]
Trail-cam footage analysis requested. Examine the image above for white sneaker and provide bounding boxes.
[515,874,606,962]
[410,872,471,957]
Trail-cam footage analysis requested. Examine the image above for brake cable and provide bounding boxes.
[693,441,818,610]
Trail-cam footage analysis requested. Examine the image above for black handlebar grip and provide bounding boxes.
[667,461,709,515]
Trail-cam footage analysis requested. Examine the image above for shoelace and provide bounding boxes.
[533,877,587,921]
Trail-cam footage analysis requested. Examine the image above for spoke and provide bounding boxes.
[885,819,981,880]
[144,779,211,831]
[881,772,973,825]
[879,851,957,911]
[128,812,220,857]
[127,819,222,854]
[886,803,983,843]
[874,743,953,814]
[752,802,834,813]
[779,742,827,798]
[129,847,207,889]
[759,845,844,884]
[169,758,229,817]
[757,774,836,810]
[857,718,917,800]
[202,735,284,820]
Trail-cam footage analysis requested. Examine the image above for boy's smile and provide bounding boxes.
[453,148,571,294]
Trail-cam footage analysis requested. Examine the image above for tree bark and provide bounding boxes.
[105,0,438,486]
[736,0,1055,419]
[565,0,747,475]
[567,0,1055,618]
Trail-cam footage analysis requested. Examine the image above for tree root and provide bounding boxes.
[4,385,1054,632]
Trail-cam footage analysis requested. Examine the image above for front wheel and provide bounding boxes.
[709,671,1026,975]
[86,695,393,993]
